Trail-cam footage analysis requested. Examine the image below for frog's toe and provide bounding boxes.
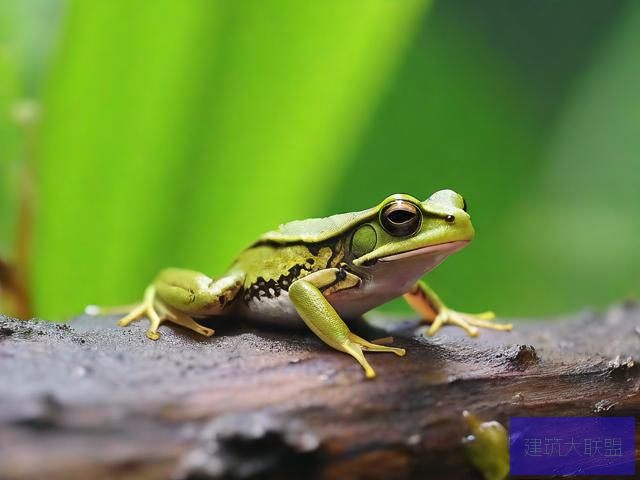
[463,314,512,332]
[447,311,481,337]
[146,329,161,341]
[114,286,166,339]
[198,326,215,337]
[184,322,215,338]
[116,303,147,327]
[166,309,216,338]
[426,313,450,337]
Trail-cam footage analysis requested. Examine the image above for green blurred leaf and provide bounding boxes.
[510,1,640,312]
[0,2,20,259]
[329,1,640,317]
[35,0,429,318]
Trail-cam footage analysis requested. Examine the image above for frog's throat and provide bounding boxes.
[377,240,469,262]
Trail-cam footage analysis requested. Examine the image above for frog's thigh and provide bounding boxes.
[155,268,244,316]
[403,280,439,320]
[289,270,404,379]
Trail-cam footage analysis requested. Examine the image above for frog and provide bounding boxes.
[111,190,511,378]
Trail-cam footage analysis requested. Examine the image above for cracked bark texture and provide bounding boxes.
[0,303,639,479]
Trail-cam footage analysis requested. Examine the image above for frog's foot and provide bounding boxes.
[426,308,512,338]
[348,333,405,356]
[116,285,214,340]
[404,281,513,338]
[344,333,406,377]
[341,334,406,378]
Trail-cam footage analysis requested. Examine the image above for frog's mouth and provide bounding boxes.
[378,240,469,262]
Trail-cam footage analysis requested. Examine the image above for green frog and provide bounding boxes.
[113,190,511,378]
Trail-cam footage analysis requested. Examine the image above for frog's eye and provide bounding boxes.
[380,200,422,237]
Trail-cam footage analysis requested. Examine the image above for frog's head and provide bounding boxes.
[349,190,474,269]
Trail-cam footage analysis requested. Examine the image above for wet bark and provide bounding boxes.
[0,303,639,479]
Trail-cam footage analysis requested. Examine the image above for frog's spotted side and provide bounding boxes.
[111,191,512,378]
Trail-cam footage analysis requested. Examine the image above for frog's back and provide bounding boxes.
[259,207,376,244]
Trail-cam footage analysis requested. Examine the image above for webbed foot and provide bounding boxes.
[426,308,511,337]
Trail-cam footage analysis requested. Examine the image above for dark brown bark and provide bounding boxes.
[0,303,639,479]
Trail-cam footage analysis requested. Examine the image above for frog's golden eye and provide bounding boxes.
[380,200,422,237]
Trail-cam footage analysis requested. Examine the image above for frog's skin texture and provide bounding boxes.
[114,191,512,378]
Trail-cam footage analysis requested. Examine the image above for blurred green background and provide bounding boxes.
[1,0,638,320]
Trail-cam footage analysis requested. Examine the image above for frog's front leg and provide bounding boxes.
[117,268,244,340]
[289,268,405,378]
[404,280,512,337]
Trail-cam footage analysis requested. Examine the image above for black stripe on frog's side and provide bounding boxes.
[242,262,312,303]
[241,239,346,304]
[241,260,354,304]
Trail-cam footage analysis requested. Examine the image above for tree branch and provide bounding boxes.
[0,303,639,479]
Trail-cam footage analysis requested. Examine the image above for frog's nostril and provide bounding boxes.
[445,215,455,223]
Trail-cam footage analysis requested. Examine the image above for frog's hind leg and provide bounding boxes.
[404,280,512,337]
[113,268,244,340]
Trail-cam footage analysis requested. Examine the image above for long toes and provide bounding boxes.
[117,314,139,327]
[438,311,480,337]
[452,319,480,337]
[476,311,496,319]
[377,345,405,356]
[463,315,512,331]
[116,304,147,327]
[427,316,445,336]
[492,322,513,331]
[477,321,512,331]
[362,345,406,355]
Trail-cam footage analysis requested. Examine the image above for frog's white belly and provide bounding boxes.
[237,291,303,327]
[237,250,453,328]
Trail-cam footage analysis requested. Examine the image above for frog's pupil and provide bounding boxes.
[388,209,414,224]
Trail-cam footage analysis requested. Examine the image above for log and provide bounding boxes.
[0,302,639,479]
